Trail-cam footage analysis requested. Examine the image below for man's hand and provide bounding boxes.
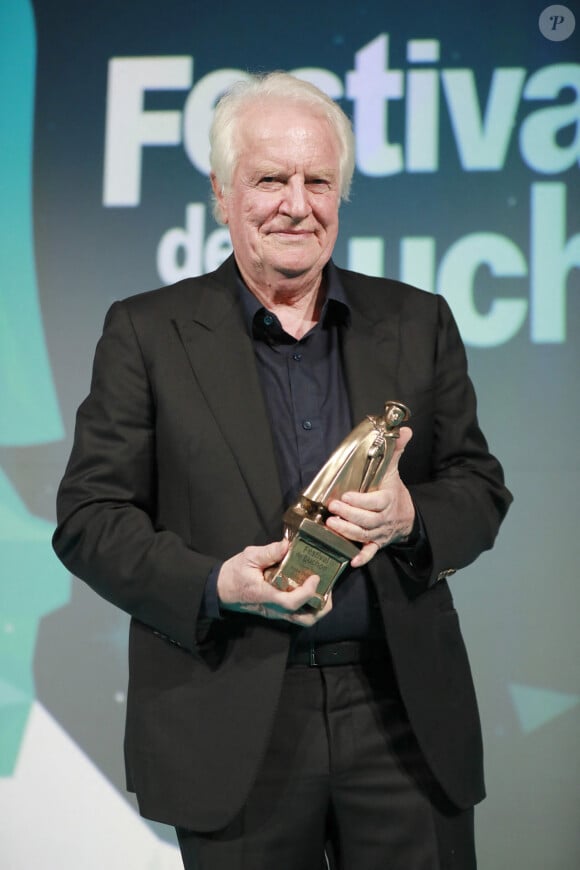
[325,427,415,569]
[217,539,332,626]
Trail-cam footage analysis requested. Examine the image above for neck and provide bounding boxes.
[243,269,327,340]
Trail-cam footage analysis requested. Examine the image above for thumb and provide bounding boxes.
[255,538,289,569]
[390,426,413,470]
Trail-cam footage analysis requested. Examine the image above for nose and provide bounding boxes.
[279,177,311,221]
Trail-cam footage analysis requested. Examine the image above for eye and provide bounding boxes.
[307,178,331,192]
[257,176,283,189]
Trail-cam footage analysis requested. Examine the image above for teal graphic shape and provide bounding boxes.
[509,682,580,735]
[0,467,71,775]
[1,0,70,775]
[0,0,64,446]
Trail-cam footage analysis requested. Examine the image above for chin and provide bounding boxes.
[271,250,326,275]
[274,261,319,278]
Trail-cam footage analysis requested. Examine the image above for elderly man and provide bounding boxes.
[53,73,512,870]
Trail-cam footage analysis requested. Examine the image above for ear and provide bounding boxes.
[210,172,229,224]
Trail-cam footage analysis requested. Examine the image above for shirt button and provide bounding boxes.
[292,352,302,361]
[302,420,312,430]
[263,314,274,326]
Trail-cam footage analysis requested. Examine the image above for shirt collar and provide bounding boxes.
[235,260,351,339]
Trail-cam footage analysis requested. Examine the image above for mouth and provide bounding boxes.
[269,229,315,240]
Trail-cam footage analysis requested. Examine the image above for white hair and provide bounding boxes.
[209,72,355,223]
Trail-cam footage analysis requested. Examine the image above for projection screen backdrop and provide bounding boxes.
[1,0,579,867]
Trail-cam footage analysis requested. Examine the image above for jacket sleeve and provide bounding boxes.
[52,301,216,653]
[401,293,512,587]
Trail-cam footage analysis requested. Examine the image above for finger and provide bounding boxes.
[249,538,289,570]
[315,591,333,617]
[331,488,388,514]
[259,573,322,611]
[281,574,323,611]
[389,426,413,471]
[325,512,379,545]
[290,589,334,626]
[254,576,330,625]
[327,495,386,525]
[350,542,379,568]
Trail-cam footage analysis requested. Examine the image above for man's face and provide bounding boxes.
[212,101,341,292]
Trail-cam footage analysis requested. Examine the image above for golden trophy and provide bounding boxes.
[265,401,411,610]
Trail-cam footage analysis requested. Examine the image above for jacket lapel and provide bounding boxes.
[174,260,283,538]
[339,270,402,423]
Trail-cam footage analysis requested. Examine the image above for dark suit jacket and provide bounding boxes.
[53,255,512,831]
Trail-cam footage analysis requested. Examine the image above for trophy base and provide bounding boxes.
[265,518,359,611]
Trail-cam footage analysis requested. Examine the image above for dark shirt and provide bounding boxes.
[204,260,426,645]
[238,262,384,647]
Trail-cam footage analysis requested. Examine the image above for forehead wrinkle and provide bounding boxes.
[235,104,340,169]
[241,140,340,187]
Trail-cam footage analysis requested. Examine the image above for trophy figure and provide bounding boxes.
[265,401,411,610]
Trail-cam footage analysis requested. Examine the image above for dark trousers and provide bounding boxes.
[176,660,476,870]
